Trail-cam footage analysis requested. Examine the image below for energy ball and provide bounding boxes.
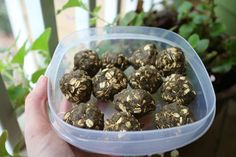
[93,67,128,101]
[155,103,194,129]
[114,89,156,117]
[104,112,141,131]
[129,65,162,93]
[161,74,196,105]
[60,70,92,104]
[129,43,158,69]
[101,53,130,70]
[64,103,104,130]
[155,47,185,76]
[74,49,100,77]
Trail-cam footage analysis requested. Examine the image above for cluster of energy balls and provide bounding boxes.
[59,44,196,131]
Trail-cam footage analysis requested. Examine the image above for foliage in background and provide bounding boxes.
[0,130,21,157]
[0,28,51,116]
[57,0,108,26]
[58,0,236,74]
[175,1,236,73]
[57,0,146,27]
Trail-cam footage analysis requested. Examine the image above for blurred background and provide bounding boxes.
[0,0,236,156]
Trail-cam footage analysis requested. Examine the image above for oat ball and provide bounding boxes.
[101,53,130,70]
[155,47,185,76]
[129,43,158,69]
[60,70,92,104]
[74,49,100,77]
[129,65,162,93]
[155,103,194,129]
[114,89,156,117]
[104,112,141,131]
[64,103,104,130]
[93,67,128,101]
[161,74,196,105]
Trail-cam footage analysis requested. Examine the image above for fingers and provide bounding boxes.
[25,75,50,134]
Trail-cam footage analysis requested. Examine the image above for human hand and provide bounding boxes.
[25,76,116,157]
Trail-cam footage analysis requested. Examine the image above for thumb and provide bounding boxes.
[25,75,50,134]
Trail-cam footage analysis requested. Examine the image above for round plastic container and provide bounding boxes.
[46,26,216,156]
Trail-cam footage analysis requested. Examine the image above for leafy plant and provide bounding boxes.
[0,28,51,116]
[0,130,22,157]
[57,0,109,26]
[57,0,146,27]
[174,1,236,73]
[142,0,236,74]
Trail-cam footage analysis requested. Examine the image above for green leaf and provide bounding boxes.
[57,0,88,14]
[31,28,51,52]
[11,42,26,65]
[7,85,30,109]
[89,17,97,26]
[211,62,233,73]
[134,11,145,26]
[196,4,209,12]
[179,23,195,38]
[188,34,200,48]
[195,39,209,55]
[31,68,46,83]
[0,130,11,157]
[210,22,225,37]
[92,5,101,14]
[0,61,5,72]
[189,12,209,24]
[111,15,120,25]
[119,11,137,26]
[191,14,209,24]
[177,1,192,20]
[178,1,192,14]
[13,138,25,156]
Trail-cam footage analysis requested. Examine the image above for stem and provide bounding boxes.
[81,4,112,26]
[89,11,112,25]
[2,71,14,82]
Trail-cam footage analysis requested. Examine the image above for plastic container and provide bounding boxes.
[45,26,216,156]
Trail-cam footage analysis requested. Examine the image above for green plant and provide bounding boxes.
[57,0,146,27]
[58,0,236,74]
[0,130,22,157]
[174,1,236,73]
[57,0,109,26]
[0,28,51,116]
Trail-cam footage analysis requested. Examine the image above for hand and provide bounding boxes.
[25,76,115,157]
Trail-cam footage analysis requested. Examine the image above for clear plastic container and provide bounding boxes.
[45,26,216,156]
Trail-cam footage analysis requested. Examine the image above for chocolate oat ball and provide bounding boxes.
[155,47,185,76]
[129,65,162,93]
[155,103,194,129]
[64,103,104,130]
[60,70,92,104]
[104,112,141,131]
[101,53,130,70]
[129,43,158,69]
[114,89,156,117]
[161,74,196,105]
[93,67,128,101]
[74,49,100,77]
